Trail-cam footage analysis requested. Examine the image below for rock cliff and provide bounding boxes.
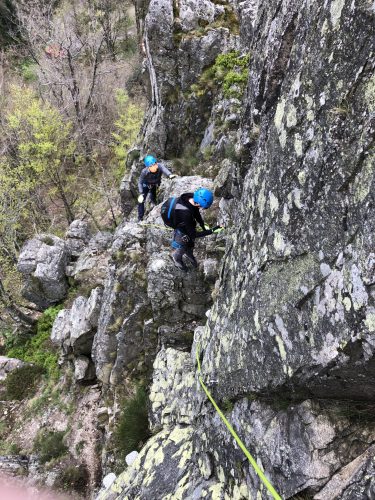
[4,0,374,498]
[104,0,375,498]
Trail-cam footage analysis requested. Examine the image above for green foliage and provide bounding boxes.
[4,364,44,400]
[55,464,89,493]
[114,385,150,459]
[19,59,38,82]
[26,382,63,416]
[33,430,68,464]
[222,399,234,413]
[0,440,22,455]
[111,89,144,181]
[0,85,79,257]
[224,142,239,161]
[75,441,85,454]
[6,306,62,380]
[190,51,250,99]
[118,35,138,56]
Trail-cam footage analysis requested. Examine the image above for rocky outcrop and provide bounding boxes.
[67,231,113,286]
[141,0,240,157]
[65,220,91,257]
[51,287,103,356]
[12,0,374,497]
[102,0,375,498]
[202,0,375,401]
[17,235,70,310]
[93,175,220,386]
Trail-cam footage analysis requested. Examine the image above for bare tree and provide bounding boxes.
[14,0,132,159]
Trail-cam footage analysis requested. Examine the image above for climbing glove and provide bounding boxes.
[169,174,177,179]
[212,226,224,234]
[138,194,144,203]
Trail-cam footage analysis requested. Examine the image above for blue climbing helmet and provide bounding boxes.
[144,155,157,167]
[193,188,214,209]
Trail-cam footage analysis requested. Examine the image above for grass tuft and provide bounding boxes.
[114,385,150,459]
[33,430,68,464]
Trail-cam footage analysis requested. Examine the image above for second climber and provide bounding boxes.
[138,155,176,222]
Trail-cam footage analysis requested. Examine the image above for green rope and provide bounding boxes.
[196,343,282,500]
[138,222,173,230]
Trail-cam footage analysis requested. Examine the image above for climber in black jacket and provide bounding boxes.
[138,154,176,221]
[169,188,223,271]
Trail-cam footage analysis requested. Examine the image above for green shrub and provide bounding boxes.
[6,306,62,380]
[190,51,250,99]
[5,364,44,400]
[0,441,22,455]
[114,385,150,459]
[55,464,89,493]
[19,60,38,82]
[33,430,68,464]
[111,89,144,182]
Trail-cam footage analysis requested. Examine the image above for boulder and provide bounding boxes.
[17,234,70,310]
[51,287,103,356]
[65,220,91,257]
[74,355,96,382]
[67,232,113,286]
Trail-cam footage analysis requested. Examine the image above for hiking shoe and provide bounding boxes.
[172,253,188,271]
[184,253,198,268]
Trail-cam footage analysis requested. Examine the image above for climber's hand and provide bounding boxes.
[212,226,224,233]
[169,174,177,179]
[138,194,144,203]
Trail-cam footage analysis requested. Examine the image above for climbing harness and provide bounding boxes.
[195,341,282,500]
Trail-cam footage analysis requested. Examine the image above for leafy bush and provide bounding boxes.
[5,364,44,400]
[6,306,62,380]
[33,430,68,464]
[111,89,144,181]
[19,59,38,82]
[114,385,150,459]
[190,51,250,99]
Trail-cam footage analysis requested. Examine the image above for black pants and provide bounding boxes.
[138,184,157,221]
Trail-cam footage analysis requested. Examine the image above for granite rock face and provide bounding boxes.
[52,287,103,354]
[141,0,239,157]
[202,0,375,401]
[92,173,220,386]
[100,0,375,498]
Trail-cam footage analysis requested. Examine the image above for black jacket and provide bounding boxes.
[174,193,212,241]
